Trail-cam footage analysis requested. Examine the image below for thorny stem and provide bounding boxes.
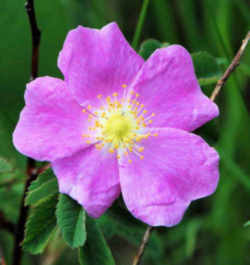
[12,1,41,265]
[210,31,250,102]
[132,31,250,265]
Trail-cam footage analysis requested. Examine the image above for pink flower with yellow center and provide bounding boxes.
[13,22,219,227]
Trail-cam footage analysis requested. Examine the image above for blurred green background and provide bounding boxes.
[0,0,250,264]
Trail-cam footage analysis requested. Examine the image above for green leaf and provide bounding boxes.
[244,221,250,227]
[79,217,115,265]
[139,39,170,60]
[192,51,222,86]
[23,194,58,254]
[56,194,86,248]
[25,168,58,206]
[0,157,12,173]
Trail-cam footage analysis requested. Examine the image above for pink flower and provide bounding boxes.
[13,22,219,227]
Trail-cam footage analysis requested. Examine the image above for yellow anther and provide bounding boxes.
[130,91,134,95]
[143,110,148,114]
[88,114,93,119]
[97,94,102,99]
[82,109,86,113]
[95,144,103,150]
[124,151,129,156]
[148,120,153,124]
[87,105,92,110]
[136,102,140,106]
[101,112,106,118]
[153,133,158,137]
[140,155,144,160]
[128,146,133,152]
[113,92,118,97]
[106,96,111,103]
[136,93,139,98]
[128,159,132,163]
[151,113,155,117]
[138,147,144,152]
[140,104,144,108]
[109,148,114,153]
[114,143,119,149]
[86,140,91,144]
[122,84,127,88]
[117,155,121,159]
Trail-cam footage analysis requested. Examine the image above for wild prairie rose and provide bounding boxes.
[13,22,219,227]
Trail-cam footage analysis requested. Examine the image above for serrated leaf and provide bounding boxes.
[56,194,86,248]
[79,217,115,265]
[139,39,170,60]
[0,157,12,173]
[25,168,58,206]
[23,194,58,254]
[192,51,222,86]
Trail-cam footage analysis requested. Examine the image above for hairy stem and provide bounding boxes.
[12,1,41,265]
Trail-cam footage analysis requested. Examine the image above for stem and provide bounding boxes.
[12,1,41,265]
[132,226,153,265]
[210,31,250,102]
[132,0,150,50]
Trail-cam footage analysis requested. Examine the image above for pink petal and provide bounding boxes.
[13,77,91,161]
[119,127,219,226]
[52,146,120,217]
[129,45,219,131]
[58,22,144,106]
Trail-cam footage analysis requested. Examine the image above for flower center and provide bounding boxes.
[81,84,158,163]
[103,113,133,143]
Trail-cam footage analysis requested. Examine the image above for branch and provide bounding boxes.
[132,226,153,265]
[12,1,41,265]
[210,31,250,102]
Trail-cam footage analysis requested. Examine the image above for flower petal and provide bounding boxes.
[58,22,144,106]
[129,45,219,131]
[119,127,219,227]
[13,77,91,161]
[52,145,120,217]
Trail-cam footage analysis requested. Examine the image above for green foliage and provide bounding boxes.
[97,206,164,264]
[25,168,58,206]
[139,39,170,60]
[0,157,12,173]
[56,194,87,248]
[244,221,250,227]
[22,194,58,254]
[192,51,222,86]
[79,217,115,265]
